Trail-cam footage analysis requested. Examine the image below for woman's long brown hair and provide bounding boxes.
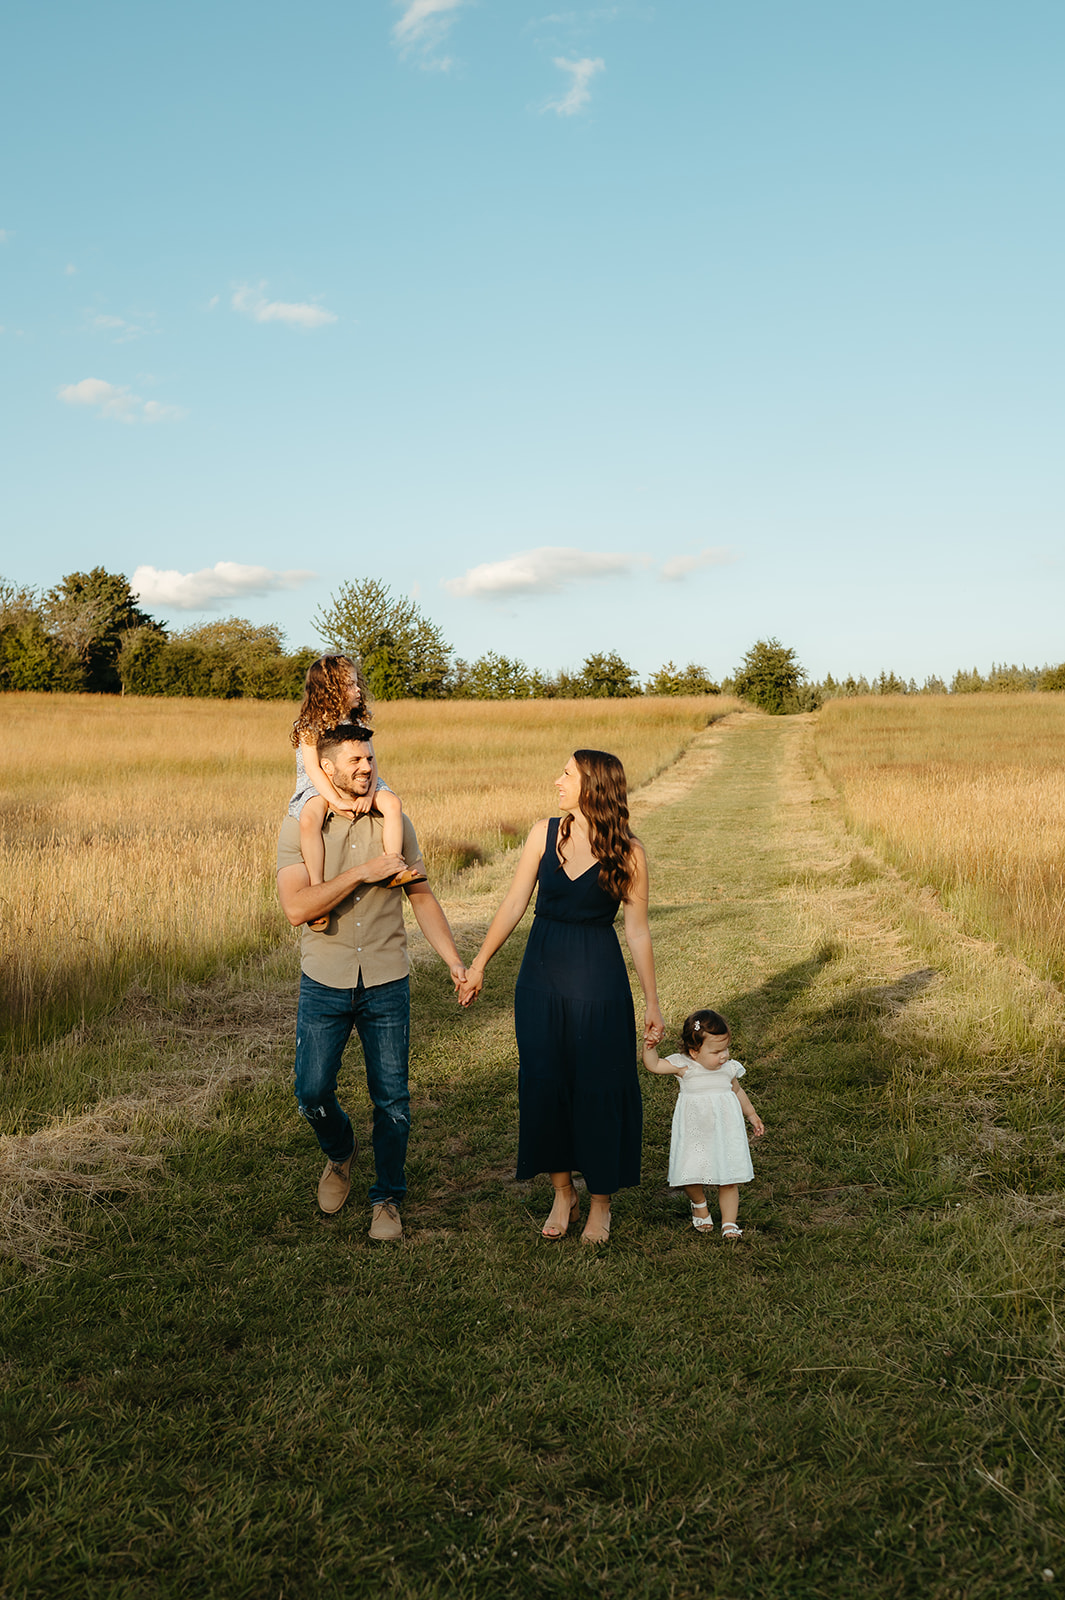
[557,748,637,902]
[290,655,372,747]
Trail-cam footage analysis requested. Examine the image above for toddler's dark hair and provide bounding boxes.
[681,1008,730,1057]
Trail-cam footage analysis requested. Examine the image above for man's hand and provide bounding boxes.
[449,963,467,998]
[360,853,408,884]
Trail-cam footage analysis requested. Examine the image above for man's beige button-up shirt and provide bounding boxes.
[276,810,425,990]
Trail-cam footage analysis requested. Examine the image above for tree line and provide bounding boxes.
[2,569,1062,707]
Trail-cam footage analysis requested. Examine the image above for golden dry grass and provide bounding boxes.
[0,691,736,1049]
[815,694,1065,979]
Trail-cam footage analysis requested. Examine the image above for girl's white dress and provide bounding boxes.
[665,1056,754,1187]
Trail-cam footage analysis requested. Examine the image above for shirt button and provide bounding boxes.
[357,947,362,952]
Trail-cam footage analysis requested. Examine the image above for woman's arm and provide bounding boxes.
[458,820,549,1006]
[301,736,354,814]
[621,841,664,1044]
[732,1083,765,1137]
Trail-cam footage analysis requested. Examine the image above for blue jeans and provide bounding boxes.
[293,972,411,1205]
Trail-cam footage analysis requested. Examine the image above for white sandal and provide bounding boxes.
[690,1204,714,1232]
[721,1223,743,1239]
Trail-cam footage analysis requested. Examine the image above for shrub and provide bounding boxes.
[645,661,721,696]
[732,638,808,714]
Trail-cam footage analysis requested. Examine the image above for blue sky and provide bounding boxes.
[2,0,1063,683]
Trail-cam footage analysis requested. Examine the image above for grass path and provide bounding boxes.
[2,715,1062,1598]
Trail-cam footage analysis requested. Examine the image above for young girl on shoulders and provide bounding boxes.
[643,1008,764,1238]
[289,655,420,930]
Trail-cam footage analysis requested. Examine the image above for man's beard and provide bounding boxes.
[335,770,374,801]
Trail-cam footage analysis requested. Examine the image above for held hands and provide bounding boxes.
[457,965,485,1008]
[643,1004,665,1048]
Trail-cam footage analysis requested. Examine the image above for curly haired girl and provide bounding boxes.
[288,656,419,928]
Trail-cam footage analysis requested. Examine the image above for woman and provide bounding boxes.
[460,749,663,1244]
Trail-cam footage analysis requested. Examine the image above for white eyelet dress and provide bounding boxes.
[665,1056,754,1187]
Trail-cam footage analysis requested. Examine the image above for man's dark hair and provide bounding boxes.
[316,723,374,765]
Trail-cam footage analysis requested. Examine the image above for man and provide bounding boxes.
[276,723,466,1241]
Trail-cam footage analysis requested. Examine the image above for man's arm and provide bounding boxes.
[276,853,407,927]
[404,880,467,992]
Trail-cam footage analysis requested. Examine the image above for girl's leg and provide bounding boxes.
[299,797,330,930]
[299,796,329,886]
[718,1184,741,1232]
[684,1183,713,1230]
[376,789,405,859]
[582,1191,612,1244]
[541,1171,579,1240]
[377,789,425,886]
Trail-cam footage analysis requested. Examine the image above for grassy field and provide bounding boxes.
[815,694,1065,980]
[1,701,1063,1596]
[0,692,734,1062]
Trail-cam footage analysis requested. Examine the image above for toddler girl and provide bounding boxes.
[289,655,419,930]
[643,1008,764,1238]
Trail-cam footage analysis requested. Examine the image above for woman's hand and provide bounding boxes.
[450,960,479,1011]
[458,965,485,1008]
[351,792,376,817]
[643,1004,665,1047]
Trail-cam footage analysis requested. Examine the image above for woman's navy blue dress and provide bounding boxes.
[514,817,642,1193]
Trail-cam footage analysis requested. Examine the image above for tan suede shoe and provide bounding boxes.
[317,1142,357,1214]
[368,1200,403,1242]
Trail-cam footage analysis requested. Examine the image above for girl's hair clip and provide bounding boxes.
[693,1020,702,1032]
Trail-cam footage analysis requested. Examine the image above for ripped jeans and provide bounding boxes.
[294,972,411,1205]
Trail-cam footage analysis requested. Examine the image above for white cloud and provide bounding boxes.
[659,548,736,582]
[545,55,604,115]
[392,0,464,69]
[132,562,317,611]
[88,312,151,342]
[57,377,185,423]
[64,263,77,275]
[444,545,639,599]
[232,283,338,329]
[0,230,10,244]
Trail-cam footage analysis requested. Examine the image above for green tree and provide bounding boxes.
[985,662,1041,692]
[315,579,452,700]
[43,567,161,692]
[570,650,642,698]
[951,667,985,694]
[461,651,533,699]
[732,638,806,714]
[1039,663,1065,691]
[119,618,316,700]
[646,661,721,696]
[0,580,81,691]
